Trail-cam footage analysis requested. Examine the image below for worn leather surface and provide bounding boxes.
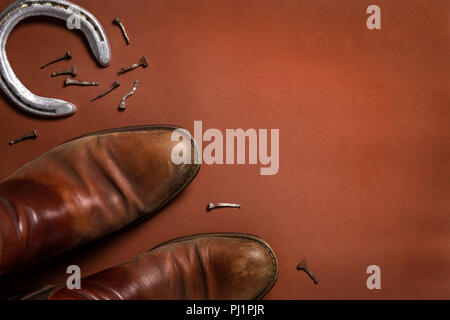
[0,0,448,299]
[25,233,277,300]
[0,125,200,275]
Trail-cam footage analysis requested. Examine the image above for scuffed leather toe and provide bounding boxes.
[169,234,279,300]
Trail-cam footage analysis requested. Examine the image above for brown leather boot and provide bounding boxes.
[0,125,200,275]
[22,233,278,300]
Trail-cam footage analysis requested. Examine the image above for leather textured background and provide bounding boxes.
[0,0,448,299]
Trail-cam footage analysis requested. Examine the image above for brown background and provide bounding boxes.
[0,0,449,299]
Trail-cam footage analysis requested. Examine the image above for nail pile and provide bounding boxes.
[38,16,148,118]
[42,50,97,86]
[58,16,147,111]
[110,16,147,111]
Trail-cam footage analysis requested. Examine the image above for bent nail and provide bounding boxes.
[9,129,38,146]
[119,80,139,111]
[297,260,319,285]
[113,17,130,45]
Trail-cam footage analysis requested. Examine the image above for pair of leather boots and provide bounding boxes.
[0,125,278,300]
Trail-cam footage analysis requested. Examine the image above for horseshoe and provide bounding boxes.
[0,0,111,118]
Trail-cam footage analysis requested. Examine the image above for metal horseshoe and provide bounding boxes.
[0,0,111,118]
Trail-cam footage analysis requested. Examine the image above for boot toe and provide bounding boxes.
[190,234,278,300]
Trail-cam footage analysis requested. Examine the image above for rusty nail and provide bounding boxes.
[119,56,148,74]
[41,51,72,69]
[64,78,99,87]
[51,66,77,78]
[91,80,120,102]
[297,260,319,285]
[8,129,38,145]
